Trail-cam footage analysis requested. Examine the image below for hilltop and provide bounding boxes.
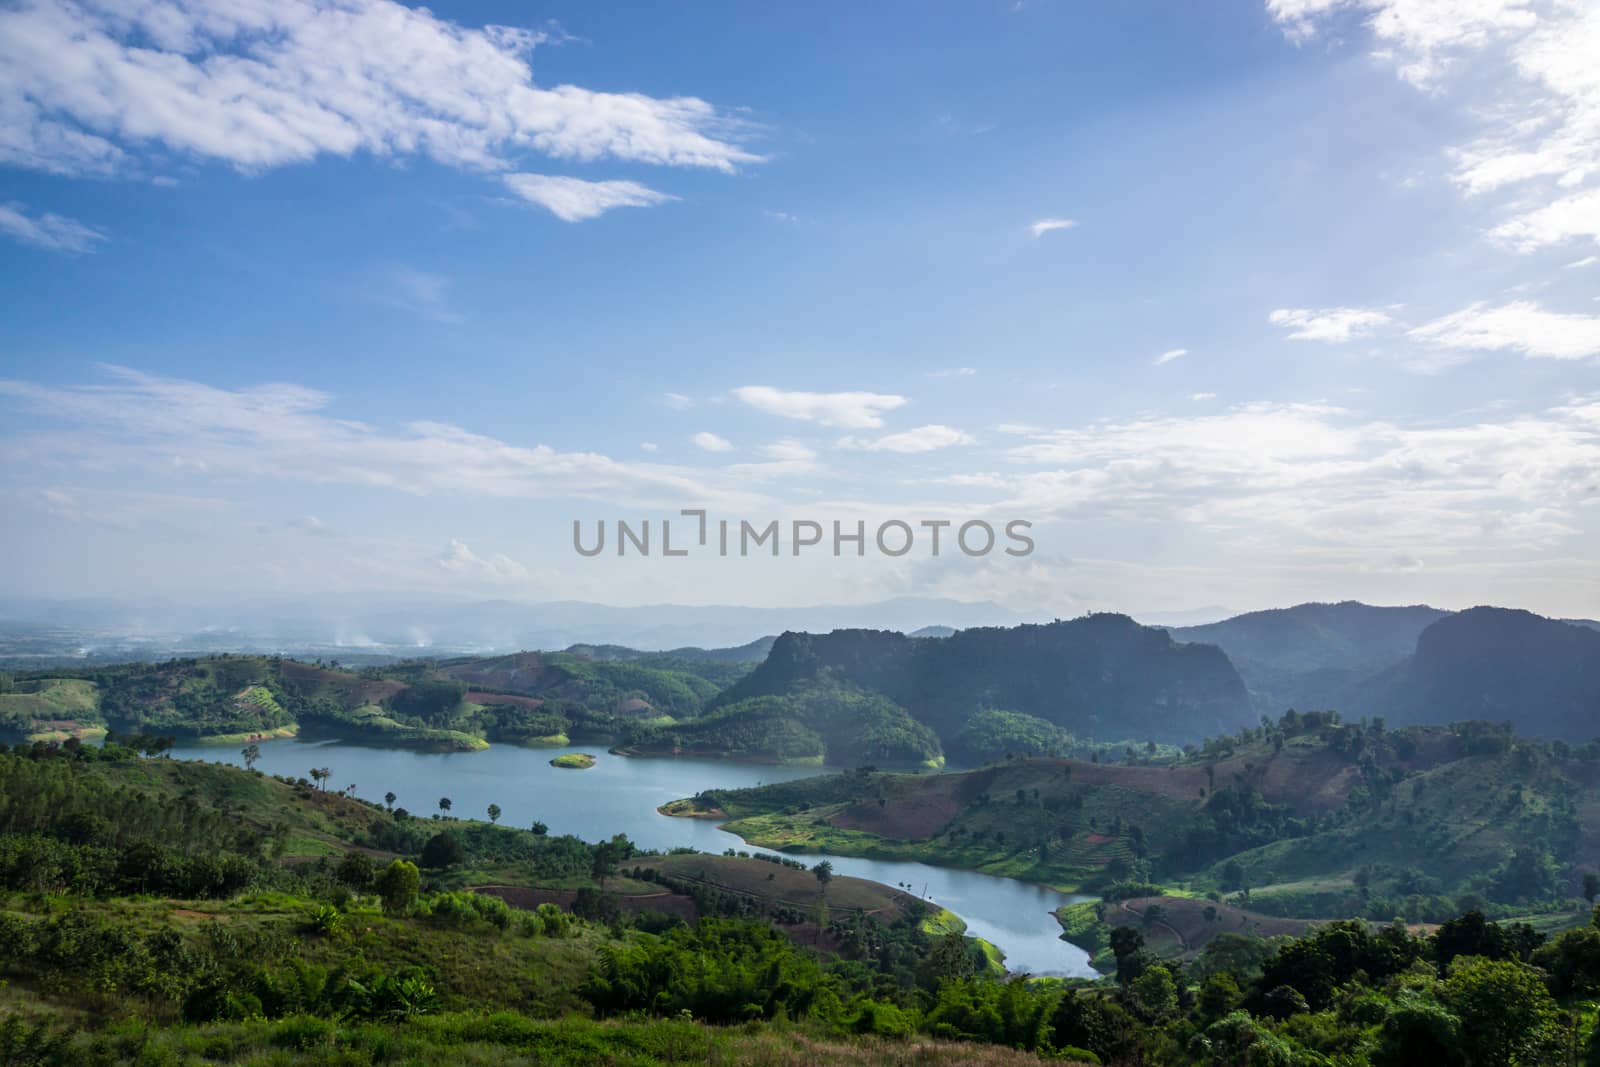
[1358,607,1600,740]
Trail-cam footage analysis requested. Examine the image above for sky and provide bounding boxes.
[1,0,1599,620]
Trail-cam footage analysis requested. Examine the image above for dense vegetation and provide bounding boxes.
[685,713,1600,930]
[5,739,1600,1064]
[708,616,1254,757]
[619,680,944,767]
[0,649,738,752]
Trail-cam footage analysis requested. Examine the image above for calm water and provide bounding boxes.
[169,738,1094,976]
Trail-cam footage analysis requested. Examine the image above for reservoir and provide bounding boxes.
[169,738,1096,976]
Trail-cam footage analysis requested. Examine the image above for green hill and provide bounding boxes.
[1,649,737,751]
[677,713,1600,922]
[697,616,1251,766]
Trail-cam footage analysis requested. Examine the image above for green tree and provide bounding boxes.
[383,791,396,811]
[419,832,465,870]
[1130,965,1177,1020]
[486,803,501,824]
[336,850,376,889]
[1443,956,1559,1066]
[1584,871,1599,904]
[438,796,451,815]
[240,743,260,771]
[375,859,420,916]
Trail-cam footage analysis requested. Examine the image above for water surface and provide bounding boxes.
[170,738,1094,976]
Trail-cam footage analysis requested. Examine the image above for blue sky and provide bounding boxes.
[2,0,1599,619]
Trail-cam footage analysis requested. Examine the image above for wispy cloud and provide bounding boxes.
[1409,301,1600,361]
[377,266,462,323]
[0,201,105,253]
[691,431,734,452]
[1271,1,1600,252]
[929,367,978,378]
[502,174,677,222]
[839,425,975,454]
[1269,306,1393,343]
[662,392,695,410]
[732,386,908,429]
[0,365,758,508]
[1029,217,1077,238]
[0,0,758,188]
[997,396,1600,552]
[1154,348,1187,366]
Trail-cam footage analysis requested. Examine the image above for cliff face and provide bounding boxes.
[718,614,1254,745]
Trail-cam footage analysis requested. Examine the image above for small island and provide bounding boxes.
[549,752,597,769]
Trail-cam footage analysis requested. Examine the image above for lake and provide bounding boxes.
[168,738,1096,976]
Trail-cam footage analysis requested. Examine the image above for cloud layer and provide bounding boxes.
[0,0,757,187]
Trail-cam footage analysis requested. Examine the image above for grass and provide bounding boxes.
[3,1011,1078,1066]
[2,678,103,738]
[187,724,300,745]
[550,753,597,769]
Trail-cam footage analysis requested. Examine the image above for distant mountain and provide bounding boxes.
[1165,601,1450,674]
[0,595,1027,660]
[908,625,957,639]
[712,614,1254,748]
[1359,607,1600,740]
[1163,601,1451,716]
[562,637,777,666]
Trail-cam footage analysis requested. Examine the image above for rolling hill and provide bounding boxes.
[710,614,1253,752]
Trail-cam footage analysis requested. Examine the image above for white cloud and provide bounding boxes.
[640,441,659,452]
[1491,189,1600,253]
[377,266,461,323]
[1269,306,1393,342]
[929,367,978,378]
[759,439,817,462]
[1029,217,1077,237]
[0,201,104,253]
[1409,300,1600,360]
[997,397,1600,552]
[1191,392,1217,401]
[502,174,676,222]
[662,392,694,410]
[1567,255,1599,268]
[691,431,733,452]
[437,538,528,581]
[0,0,758,180]
[1270,1,1600,251]
[1154,348,1188,366]
[732,385,908,429]
[0,365,755,507]
[839,424,975,454]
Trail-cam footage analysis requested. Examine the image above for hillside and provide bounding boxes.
[0,741,1081,1066]
[676,713,1600,924]
[1165,602,1448,674]
[1165,601,1450,715]
[1358,607,1600,741]
[708,615,1252,759]
[0,649,733,751]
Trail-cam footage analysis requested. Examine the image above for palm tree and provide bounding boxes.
[487,803,501,824]
[438,797,452,816]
